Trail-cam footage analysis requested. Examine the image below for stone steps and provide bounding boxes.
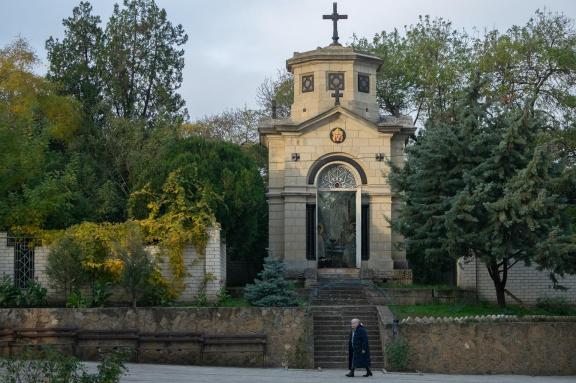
[311,283,384,369]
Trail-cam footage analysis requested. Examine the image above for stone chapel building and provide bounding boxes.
[258,5,416,284]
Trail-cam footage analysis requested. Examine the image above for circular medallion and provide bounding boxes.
[329,127,346,144]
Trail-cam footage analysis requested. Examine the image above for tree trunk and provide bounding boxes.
[486,259,508,308]
[495,283,506,308]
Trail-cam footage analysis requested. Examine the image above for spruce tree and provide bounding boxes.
[244,257,298,307]
[390,78,575,306]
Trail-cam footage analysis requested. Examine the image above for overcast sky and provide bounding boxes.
[1,0,575,120]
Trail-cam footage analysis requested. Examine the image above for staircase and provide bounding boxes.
[311,280,385,369]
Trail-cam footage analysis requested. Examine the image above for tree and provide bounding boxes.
[102,0,188,120]
[353,16,473,126]
[45,1,105,122]
[244,257,298,306]
[114,227,154,308]
[0,38,83,232]
[256,69,293,119]
[389,77,575,306]
[354,10,576,130]
[184,106,262,145]
[130,135,268,267]
[475,10,576,129]
[46,235,86,299]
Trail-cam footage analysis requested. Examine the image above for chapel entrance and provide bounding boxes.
[316,164,360,268]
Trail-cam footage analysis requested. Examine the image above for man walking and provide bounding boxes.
[346,318,372,377]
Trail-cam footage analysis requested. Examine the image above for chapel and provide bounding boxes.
[258,3,416,284]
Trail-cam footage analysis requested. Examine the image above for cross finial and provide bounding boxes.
[331,89,343,106]
[323,2,348,46]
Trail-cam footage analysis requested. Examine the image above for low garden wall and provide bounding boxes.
[367,287,476,305]
[380,317,576,375]
[0,307,313,369]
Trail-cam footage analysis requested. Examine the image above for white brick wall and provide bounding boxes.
[458,257,576,305]
[1,226,227,304]
[0,232,14,279]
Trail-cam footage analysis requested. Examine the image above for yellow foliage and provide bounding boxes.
[40,213,213,299]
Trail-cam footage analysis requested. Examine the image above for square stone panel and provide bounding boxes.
[358,73,370,93]
[328,72,344,90]
[302,74,314,93]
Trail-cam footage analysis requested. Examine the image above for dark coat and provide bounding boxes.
[348,324,371,369]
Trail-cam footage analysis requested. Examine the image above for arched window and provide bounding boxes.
[318,164,357,190]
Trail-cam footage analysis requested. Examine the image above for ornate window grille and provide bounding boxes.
[12,239,35,288]
[318,164,357,189]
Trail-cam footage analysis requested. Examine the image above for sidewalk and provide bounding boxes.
[90,363,575,383]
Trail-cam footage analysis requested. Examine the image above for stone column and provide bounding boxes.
[204,225,225,301]
[282,193,309,278]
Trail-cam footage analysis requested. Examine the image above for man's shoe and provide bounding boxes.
[345,371,355,377]
[362,370,373,377]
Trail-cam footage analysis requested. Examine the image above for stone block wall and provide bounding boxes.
[0,225,226,304]
[457,258,576,305]
[0,307,313,368]
[381,320,576,375]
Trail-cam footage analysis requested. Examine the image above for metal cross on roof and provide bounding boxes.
[331,89,343,106]
[323,2,348,46]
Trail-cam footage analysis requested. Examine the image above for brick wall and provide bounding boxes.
[0,226,226,304]
[0,232,13,279]
[457,258,576,305]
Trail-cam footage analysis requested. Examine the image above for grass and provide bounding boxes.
[389,301,576,319]
[216,297,251,307]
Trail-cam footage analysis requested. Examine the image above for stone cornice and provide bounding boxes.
[286,45,383,72]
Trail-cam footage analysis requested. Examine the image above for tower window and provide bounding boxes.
[328,72,345,90]
[302,74,314,93]
[358,73,370,93]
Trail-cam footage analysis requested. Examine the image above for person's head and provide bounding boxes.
[351,318,360,329]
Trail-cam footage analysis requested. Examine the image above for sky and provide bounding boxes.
[1,0,575,120]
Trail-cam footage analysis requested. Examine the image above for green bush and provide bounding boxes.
[0,347,125,383]
[66,290,89,308]
[536,297,573,315]
[0,276,19,307]
[244,257,298,307]
[113,227,155,308]
[385,337,410,371]
[46,235,86,300]
[0,276,47,308]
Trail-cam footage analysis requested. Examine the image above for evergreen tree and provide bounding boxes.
[244,257,298,307]
[390,78,575,306]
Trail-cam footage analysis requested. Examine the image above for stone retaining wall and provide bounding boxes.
[380,318,576,375]
[367,287,476,305]
[0,307,313,369]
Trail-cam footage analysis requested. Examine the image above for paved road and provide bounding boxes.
[85,363,575,383]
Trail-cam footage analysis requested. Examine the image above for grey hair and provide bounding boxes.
[351,318,360,324]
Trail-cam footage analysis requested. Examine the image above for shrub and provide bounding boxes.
[0,276,47,308]
[0,347,125,383]
[113,227,155,308]
[244,257,298,307]
[46,235,85,300]
[0,275,19,307]
[536,297,573,315]
[386,337,410,371]
[66,290,89,308]
[17,280,48,307]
